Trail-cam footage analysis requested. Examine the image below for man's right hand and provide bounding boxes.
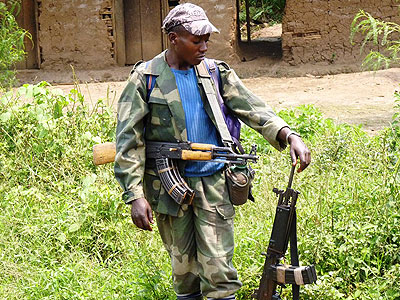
[130,197,154,231]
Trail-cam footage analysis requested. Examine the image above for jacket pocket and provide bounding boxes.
[147,96,172,127]
[146,97,177,141]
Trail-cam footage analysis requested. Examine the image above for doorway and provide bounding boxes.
[14,0,39,69]
[123,0,169,64]
[236,0,285,58]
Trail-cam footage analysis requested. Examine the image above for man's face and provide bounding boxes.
[173,30,210,66]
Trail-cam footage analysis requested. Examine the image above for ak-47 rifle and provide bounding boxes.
[254,165,317,300]
[93,141,257,205]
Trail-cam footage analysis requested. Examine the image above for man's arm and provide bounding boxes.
[217,62,311,170]
[114,66,153,230]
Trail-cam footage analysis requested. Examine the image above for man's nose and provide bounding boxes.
[199,41,208,52]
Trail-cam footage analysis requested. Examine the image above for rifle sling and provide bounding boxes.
[195,61,234,148]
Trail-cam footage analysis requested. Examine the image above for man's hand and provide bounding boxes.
[288,134,311,172]
[130,197,154,231]
[277,127,311,172]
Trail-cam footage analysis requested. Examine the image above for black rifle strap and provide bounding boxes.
[290,211,300,300]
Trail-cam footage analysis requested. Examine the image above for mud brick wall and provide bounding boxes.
[185,0,236,61]
[37,0,115,70]
[282,0,400,65]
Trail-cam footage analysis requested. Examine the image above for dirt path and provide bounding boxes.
[52,67,400,134]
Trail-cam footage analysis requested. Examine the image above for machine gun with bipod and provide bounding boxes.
[253,165,317,300]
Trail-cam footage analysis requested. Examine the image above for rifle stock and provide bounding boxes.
[93,142,116,165]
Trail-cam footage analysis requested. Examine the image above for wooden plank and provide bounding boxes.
[14,0,38,69]
[113,0,126,66]
[140,0,162,61]
[14,2,26,69]
[24,0,38,68]
[124,0,143,64]
[161,0,169,50]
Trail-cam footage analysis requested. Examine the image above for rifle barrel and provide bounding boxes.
[287,165,296,189]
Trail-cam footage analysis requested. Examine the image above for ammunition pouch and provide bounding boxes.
[225,163,254,205]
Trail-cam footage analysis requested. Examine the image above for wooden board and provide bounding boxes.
[124,0,143,63]
[140,0,162,61]
[124,0,165,64]
[15,0,39,69]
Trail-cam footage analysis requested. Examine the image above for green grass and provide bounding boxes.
[0,82,399,299]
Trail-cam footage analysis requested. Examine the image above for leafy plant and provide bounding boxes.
[0,1,31,87]
[350,10,400,70]
[0,83,399,299]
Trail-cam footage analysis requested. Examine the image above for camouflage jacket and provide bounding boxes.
[114,51,289,216]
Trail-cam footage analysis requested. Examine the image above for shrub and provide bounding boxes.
[0,1,31,87]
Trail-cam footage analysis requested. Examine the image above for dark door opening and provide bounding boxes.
[236,0,285,59]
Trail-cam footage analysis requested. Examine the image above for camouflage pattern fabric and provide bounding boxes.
[114,50,289,214]
[114,50,290,297]
[156,170,242,299]
[162,3,220,35]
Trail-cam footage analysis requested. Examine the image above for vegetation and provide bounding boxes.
[0,82,399,299]
[238,0,285,40]
[351,10,400,70]
[239,0,286,25]
[0,1,31,87]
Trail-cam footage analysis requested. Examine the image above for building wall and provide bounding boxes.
[282,0,400,65]
[26,0,400,70]
[188,0,237,62]
[37,0,114,70]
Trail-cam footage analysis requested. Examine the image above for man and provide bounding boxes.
[114,3,311,300]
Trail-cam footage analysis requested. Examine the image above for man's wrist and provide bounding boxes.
[286,130,301,144]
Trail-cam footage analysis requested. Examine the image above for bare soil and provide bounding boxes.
[17,66,400,135]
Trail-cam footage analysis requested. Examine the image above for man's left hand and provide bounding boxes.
[277,127,311,172]
[288,134,311,172]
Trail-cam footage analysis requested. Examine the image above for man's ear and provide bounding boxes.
[168,32,178,45]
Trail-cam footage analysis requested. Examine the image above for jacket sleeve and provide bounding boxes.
[114,65,149,203]
[217,61,289,151]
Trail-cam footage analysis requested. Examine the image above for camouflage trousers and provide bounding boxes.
[156,170,242,299]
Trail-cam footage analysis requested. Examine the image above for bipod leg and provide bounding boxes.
[290,211,300,300]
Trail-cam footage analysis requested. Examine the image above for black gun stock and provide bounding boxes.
[254,166,317,300]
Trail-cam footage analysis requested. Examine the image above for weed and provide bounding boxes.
[0,84,399,299]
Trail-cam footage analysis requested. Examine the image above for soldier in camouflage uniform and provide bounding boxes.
[114,3,311,300]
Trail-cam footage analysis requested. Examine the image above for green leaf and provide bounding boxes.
[0,111,11,122]
[68,223,80,233]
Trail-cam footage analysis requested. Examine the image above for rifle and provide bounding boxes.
[253,166,317,300]
[93,141,258,205]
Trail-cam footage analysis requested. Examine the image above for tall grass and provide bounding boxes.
[0,83,399,299]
